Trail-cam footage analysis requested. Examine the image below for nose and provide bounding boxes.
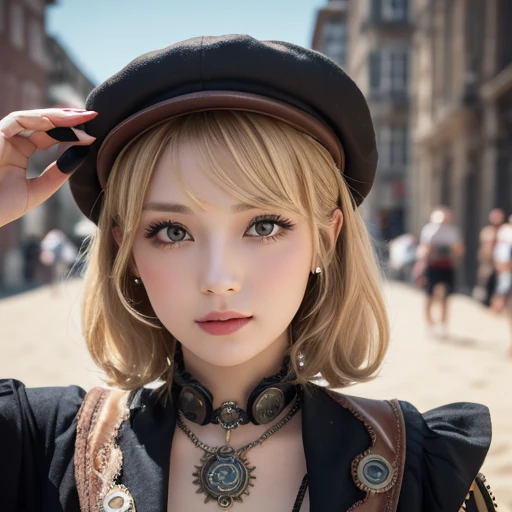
[199,239,242,296]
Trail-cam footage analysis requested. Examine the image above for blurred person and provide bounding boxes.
[387,232,417,282]
[491,214,512,357]
[417,206,465,338]
[473,208,505,306]
[39,228,78,289]
[21,235,41,285]
[0,36,496,511]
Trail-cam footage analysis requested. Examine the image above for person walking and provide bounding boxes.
[473,208,505,306]
[417,206,465,339]
[491,214,512,357]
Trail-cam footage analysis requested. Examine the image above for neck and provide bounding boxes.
[179,331,289,409]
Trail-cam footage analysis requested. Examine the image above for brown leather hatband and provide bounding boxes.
[96,90,345,189]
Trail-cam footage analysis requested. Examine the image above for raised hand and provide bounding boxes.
[0,108,98,227]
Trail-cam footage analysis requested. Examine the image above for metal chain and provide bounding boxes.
[176,390,302,456]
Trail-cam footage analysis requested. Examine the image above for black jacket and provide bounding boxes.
[0,379,491,511]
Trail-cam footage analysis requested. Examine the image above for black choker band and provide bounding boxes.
[172,346,298,428]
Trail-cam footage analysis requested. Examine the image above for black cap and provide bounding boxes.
[69,34,377,223]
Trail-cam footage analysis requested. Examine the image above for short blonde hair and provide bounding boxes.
[82,111,389,396]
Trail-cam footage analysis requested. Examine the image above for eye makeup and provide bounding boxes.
[143,214,296,249]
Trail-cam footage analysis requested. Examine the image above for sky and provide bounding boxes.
[47,0,326,85]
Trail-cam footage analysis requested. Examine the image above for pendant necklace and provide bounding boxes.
[176,391,302,509]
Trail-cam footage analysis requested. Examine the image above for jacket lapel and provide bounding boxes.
[119,388,176,512]
[302,385,370,511]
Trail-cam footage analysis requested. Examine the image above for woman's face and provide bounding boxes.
[131,141,315,368]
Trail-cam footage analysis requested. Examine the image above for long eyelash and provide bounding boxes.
[144,220,176,239]
[248,214,295,231]
[246,214,295,243]
[143,214,295,247]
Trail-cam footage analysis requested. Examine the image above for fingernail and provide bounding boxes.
[46,126,96,143]
[62,110,97,116]
[56,145,90,174]
[47,127,80,142]
[62,108,87,112]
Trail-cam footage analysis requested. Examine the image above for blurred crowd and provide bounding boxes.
[14,226,90,294]
[387,207,512,354]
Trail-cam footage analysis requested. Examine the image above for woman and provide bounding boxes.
[0,35,496,511]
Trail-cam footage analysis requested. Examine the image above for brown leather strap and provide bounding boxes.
[327,391,406,512]
[74,387,130,512]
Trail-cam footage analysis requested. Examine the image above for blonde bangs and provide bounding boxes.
[81,110,389,395]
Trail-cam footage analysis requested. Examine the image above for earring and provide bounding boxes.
[314,267,322,274]
[134,276,142,285]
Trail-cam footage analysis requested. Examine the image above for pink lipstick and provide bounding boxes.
[196,311,252,336]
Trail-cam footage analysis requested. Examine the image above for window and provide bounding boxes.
[9,3,24,49]
[321,21,347,66]
[369,50,409,93]
[382,0,407,21]
[378,126,408,168]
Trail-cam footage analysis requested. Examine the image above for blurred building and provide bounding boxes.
[0,0,94,291]
[313,0,412,242]
[410,0,512,289]
[311,0,349,68]
[347,0,412,242]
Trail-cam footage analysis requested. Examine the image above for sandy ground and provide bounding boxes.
[0,278,510,509]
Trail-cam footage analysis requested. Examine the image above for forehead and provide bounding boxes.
[144,140,254,211]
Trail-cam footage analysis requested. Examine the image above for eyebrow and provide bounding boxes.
[142,202,257,214]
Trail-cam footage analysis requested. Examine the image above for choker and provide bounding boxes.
[172,346,298,429]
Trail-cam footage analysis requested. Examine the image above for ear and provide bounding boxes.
[331,208,343,244]
[112,226,140,277]
[311,209,344,272]
[112,225,123,246]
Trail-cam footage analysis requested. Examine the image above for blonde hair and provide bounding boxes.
[82,111,389,396]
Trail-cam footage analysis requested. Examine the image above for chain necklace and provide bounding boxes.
[176,391,302,509]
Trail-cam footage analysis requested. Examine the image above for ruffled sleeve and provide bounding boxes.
[398,400,492,511]
[0,378,86,512]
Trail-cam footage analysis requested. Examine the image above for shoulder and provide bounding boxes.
[0,379,86,509]
[320,389,492,510]
[420,223,435,239]
[398,399,491,509]
[0,378,86,451]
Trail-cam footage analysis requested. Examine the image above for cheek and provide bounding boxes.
[250,236,312,299]
[131,243,186,308]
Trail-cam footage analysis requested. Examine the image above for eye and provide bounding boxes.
[246,220,279,237]
[144,221,192,245]
[164,224,189,242]
[245,215,295,240]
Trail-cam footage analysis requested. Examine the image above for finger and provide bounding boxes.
[25,146,91,211]
[0,137,31,170]
[0,114,55,138]
[55,145,90,174]
[30,109,98,128]
[5,133,37,160]
[0,110,97,138]
[29,126,96,151]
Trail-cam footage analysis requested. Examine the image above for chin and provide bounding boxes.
[193,344,267,368]
[178,333,277,369]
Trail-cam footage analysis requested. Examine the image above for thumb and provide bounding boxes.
[26,145,89,212]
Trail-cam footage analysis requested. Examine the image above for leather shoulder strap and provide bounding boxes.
[327,391,406,512]
[74,386,131,512]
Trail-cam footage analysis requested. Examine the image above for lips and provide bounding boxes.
[196,312,253,336]
[197,311,250,322]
